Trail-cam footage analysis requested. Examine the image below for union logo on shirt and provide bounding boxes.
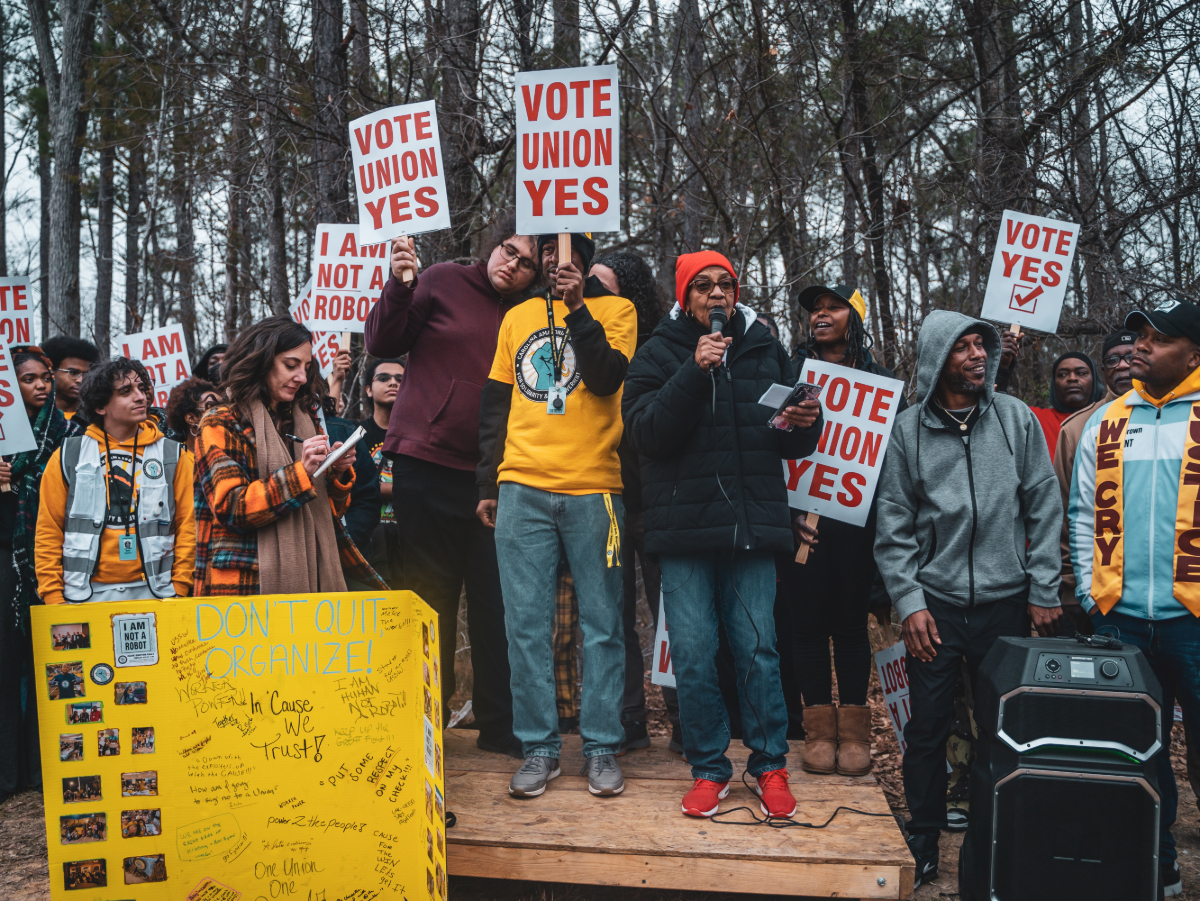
[514,326,582,403]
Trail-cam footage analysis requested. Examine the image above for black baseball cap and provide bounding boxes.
[797,283,866,321]
[1125,298,1200,346]
[1101,330,1137,357]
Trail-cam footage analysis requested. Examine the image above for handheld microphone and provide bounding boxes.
[709,307,728,335]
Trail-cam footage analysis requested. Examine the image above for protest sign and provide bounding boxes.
[874,640,911,753]
[119,325,192,408]
[515,64,621,235]
[980,210,1080,335]
[0,277,33,345]
[288,277,343,380]
[309,224,389,334]
[349,100,450,254]
[784,360,904,529]
[0,339,39,458]
[650,595,674,689]
[34,590,447,901]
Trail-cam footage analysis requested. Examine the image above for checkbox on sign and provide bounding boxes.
[1009,283,1042,314]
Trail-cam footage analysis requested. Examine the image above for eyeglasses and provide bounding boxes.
[57,367,88,379]
[1103,352,1134,369]
[373,373,403,384]
[498,243,537,274]
[689,277,737,296]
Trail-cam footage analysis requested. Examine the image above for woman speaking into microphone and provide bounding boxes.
[622,251,822,819]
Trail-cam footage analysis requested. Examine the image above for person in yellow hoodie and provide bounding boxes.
[36,357,195,603]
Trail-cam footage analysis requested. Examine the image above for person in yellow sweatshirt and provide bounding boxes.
[36,357,195,603]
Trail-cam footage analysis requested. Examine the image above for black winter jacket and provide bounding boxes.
[623,306,823,556]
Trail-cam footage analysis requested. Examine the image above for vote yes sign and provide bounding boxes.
[119,324,192,407]
[0,278,34,345]
[0,339,38,456]
[288,277,343,380]
[349,99,450,246]
[309,224,389,333]
[516,65,620,234]
[980,210,1080,334]
[784,360,904,528]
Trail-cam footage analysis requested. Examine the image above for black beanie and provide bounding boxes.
[537,233,595,274]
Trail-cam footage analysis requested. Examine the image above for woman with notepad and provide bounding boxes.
[193,316,385,596]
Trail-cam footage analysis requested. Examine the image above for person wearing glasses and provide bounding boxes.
[365,210,539,759]
[360,356,405,584]
[477,230,637,799]
[1048,329,1137,636]
[622,251,822,818]
[41,336,100,420]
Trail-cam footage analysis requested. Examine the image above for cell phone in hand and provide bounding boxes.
[769,381,823,431]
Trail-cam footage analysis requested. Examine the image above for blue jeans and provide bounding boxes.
[660,552,789,783]
[1090,608,1200,868]
[495,483,625,759]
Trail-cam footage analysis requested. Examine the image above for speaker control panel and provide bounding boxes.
[1034,653,1134,687]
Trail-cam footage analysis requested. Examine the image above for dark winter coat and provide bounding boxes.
[622,305,823,556]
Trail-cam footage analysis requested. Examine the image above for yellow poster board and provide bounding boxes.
[33,591,447,901]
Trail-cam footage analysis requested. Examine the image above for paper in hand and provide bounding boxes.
[313,426,367,479]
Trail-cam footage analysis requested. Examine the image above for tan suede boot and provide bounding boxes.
[801,704,837,774]
[835,704,873,776]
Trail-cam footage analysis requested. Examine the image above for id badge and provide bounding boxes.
[118,534,137,561]
[547,386,567,415]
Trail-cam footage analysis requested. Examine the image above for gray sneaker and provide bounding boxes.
[582,754,625,796]
[508,756,560,798]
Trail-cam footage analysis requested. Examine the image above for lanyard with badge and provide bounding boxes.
[544,290,568,415]
[102,429,140,561]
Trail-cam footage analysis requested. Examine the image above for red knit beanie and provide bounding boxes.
[675,251,739,309]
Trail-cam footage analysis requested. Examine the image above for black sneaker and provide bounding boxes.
[558,715,579,735]
[668,723,685,755]
[946,803,968,832]
[618,721,651,755]
[906,832,939,889]
[476,733,523,759]
[1161,859,1182,897]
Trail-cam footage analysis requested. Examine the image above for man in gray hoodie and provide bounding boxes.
[874,310,1062,886]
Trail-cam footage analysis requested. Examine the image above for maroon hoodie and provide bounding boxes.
[365,260,519,470]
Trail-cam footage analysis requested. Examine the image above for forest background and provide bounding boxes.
[3,0,1199,407]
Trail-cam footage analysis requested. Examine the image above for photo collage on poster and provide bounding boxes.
[422,616,447,901]
[48,618,164,891]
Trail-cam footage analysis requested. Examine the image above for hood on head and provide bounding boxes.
[1048,351,1105,413]
[669,300,758,333]
[914,310,1000,409]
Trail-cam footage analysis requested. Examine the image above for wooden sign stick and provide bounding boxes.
[0,483,11,494]
[1008,322,1021,336]
[398,235,414,285]
[795,511,819,564]
[558,233,572,276]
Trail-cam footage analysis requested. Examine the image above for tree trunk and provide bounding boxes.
[94,122,114,352]
[223,183,241,342]
[841,0,895,367]
[124,143,145,333]
[435,0,482,261]
[681,0,703,252]
[552,0,579,67]
[513,0,535,69]
[350,0,370,108]
[172,101,196,354]
[26,0,97,336]
[265,0,289,314]
[313,0,350,224]
[0,7,7,278]
[37,97,50,341]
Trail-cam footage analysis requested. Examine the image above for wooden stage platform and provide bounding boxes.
[445,730,914,899]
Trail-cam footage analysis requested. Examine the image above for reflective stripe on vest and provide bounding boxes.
[61,434,181,601]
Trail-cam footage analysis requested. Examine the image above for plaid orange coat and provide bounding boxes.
[193,405,386,596]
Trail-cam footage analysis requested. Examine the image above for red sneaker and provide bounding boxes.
[754,769,797,818]
[681,778,730,817]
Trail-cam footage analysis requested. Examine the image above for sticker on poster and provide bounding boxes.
[424,715,436,777]
[112,612,159,667]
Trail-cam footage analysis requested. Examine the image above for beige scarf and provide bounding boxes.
[250,399,347,594]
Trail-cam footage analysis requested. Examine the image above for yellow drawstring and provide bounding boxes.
[603,493,621,569]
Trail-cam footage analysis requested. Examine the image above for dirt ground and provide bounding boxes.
[4,591,1197,900]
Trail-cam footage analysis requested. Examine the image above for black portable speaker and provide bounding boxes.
[959,636,1163,901]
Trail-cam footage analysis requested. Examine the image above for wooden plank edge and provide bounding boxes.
[448,844,908,898]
